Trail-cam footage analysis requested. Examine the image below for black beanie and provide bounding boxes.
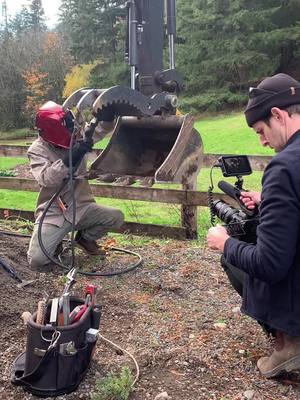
[245,73,300,127]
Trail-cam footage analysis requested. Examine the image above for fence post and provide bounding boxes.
[181,177,198,239]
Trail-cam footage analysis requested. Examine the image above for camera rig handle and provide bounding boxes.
[218,181,258,217]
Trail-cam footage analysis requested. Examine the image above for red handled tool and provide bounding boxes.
[84,284,97,306]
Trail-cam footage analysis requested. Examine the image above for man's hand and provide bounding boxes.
[240,191,261,210]
[207,225,229,252]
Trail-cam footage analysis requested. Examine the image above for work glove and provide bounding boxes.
[62,117,99,168]
[83,117,98,143]
[62,141,92,167]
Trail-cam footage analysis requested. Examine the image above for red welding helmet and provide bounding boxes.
[35,101,75,149]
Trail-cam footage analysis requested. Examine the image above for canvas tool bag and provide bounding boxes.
[11,297,101,397]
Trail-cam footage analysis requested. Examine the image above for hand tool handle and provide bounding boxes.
[36,301,46,325]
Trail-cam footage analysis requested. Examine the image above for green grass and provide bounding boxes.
[195,113,274,155]
[0,157,28,169]
[0,167,263,241]
[0,128,36,144]
[0,112,267,241]
[92,366,134,400]
[93,136,110,150]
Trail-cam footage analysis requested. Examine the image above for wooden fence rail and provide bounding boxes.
[0,147,273,239]
[0,177,237,240]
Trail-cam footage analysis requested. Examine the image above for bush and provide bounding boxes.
[0,128,36,140]
[92,367,134,400]
[0,170,16,177]
[179,90,247,115]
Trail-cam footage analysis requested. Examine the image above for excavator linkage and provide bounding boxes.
[63,0,203,187]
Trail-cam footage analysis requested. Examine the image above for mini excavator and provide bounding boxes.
[63,0,203,187]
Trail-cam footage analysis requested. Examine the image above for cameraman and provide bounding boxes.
[207,73,300,378]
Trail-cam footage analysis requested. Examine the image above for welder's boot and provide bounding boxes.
[74,231,106,257]
[257,331,300,378]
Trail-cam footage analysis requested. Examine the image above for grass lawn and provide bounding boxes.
[0,112,267,241]
[0,157,28,170]
[195,113,274,156]
[0,167,263,240]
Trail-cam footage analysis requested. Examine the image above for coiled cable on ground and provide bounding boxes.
[208,165,217,226]
[98,333,140,386]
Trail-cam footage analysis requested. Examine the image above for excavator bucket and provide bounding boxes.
[63,88,104,124]
[90,113,203,186]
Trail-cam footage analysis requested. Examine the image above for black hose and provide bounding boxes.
[0,230,32,238]
[34,127,143,276]
[0,226,143,276]
[208,165,217,226]
[58,246,143,277]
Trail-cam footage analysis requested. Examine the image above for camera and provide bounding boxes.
[208,155,259,243]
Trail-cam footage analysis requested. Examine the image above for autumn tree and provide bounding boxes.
[0,0,71,129]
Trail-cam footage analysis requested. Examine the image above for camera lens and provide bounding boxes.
[212,200,241,224]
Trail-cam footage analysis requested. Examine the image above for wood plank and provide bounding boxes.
[0,208,186,239]
[91,183,188,204]
[0,145,29,157]
[0,177,40,191]
[0,177,238,206]
[202,154,272,171]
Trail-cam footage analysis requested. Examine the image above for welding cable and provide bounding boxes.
[0,201,143,276]
[0,225,143,276]
[36,116,144,277]
[98,333,140,386]
[58,246,143,277]
[36,170,143,277]
[0,230,32,238]
[68,125,76,269]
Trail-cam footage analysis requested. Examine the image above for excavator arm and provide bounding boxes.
[63,0,203,186]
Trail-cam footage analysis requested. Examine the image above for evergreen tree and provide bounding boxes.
[59,0,125,63]
[177,0,300,112]
[9,0,46,35]
[28,0,46,31]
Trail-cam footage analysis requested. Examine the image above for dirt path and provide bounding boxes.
[0,232,300,400]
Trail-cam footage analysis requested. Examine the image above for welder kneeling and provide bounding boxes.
[27,101,124,272]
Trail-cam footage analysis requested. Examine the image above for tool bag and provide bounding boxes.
[11,297,101,397]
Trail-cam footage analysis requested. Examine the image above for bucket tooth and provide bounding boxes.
[138,177,155,187]
[62,87,92,110]
[92,86,176,118]
[113,176,136,186]
[76,89,104,123]
[96,173,119,183]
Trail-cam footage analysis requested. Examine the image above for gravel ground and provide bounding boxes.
[1,163,300,399]
[1,232,300,400]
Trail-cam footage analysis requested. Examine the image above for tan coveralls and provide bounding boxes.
[27,125,124,269]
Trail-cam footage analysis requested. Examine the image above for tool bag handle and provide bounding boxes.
[12,299,101,397]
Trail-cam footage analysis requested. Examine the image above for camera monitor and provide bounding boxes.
[219,155,252,177]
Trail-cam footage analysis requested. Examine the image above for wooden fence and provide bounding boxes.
[0,145,272,239]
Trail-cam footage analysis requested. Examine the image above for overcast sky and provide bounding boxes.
[6,0,61,27]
